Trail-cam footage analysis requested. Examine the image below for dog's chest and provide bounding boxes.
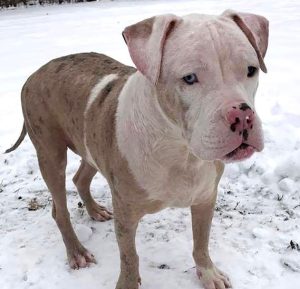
[141,154,219,207]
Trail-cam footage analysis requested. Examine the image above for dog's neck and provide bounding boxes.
[116,71,216,205]
[116,71,189,165]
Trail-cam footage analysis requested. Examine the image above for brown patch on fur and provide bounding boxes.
[19,53,163,277]
[97,80,117,108]
[22,53,135,157]
[21,53,159,218]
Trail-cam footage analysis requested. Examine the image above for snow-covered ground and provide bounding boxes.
[0,1,299,288]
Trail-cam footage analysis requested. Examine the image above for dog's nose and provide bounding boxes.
[225,103,254,139]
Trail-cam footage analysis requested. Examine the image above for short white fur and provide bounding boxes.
[116,72,218,207]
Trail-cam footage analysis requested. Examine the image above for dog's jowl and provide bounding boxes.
[6,10,268,289]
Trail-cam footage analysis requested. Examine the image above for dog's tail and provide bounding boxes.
[4,122,27,153]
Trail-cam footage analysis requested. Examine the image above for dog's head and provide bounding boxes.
[122,11,269,162]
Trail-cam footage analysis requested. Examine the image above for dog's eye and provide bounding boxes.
[183,73,198,85]
[247,66,257,77]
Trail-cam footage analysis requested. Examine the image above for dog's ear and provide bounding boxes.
[222,10,269,73]
[122,14,181,84]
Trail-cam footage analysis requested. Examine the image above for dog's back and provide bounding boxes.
[21,53,135,159]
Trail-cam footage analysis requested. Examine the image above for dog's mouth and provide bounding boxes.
[224,143,256,162]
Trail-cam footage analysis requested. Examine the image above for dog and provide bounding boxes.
[6,10,268,289]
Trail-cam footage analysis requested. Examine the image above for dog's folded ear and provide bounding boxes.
[222,10,269,73]
[122,14,181,84]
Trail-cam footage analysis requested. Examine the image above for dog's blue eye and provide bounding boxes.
[183,73,198,85]
[247,66,257,77]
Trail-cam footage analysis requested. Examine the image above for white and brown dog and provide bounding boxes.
[6,10,268,289]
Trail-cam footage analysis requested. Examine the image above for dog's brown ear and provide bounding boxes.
[122,14,181,84]
[222,10,269,73]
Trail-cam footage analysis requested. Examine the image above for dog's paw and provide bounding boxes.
[115,273,141,289]
[196,265,232,289]
[86,202,113,222]
[67,246,97,269]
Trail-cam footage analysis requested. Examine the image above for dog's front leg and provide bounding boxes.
[113,198,142,289]
[191,199,232,289]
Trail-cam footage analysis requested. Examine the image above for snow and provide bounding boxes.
[0,1,299,289]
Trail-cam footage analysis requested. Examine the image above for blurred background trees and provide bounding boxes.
[0,0,97,8]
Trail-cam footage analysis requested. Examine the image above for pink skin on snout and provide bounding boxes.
[187,96,264,163]
[225,104,254,132]
[221,102,262,162]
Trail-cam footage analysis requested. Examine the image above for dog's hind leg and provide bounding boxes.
[30,132,96,269]
[73,160,113,221]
